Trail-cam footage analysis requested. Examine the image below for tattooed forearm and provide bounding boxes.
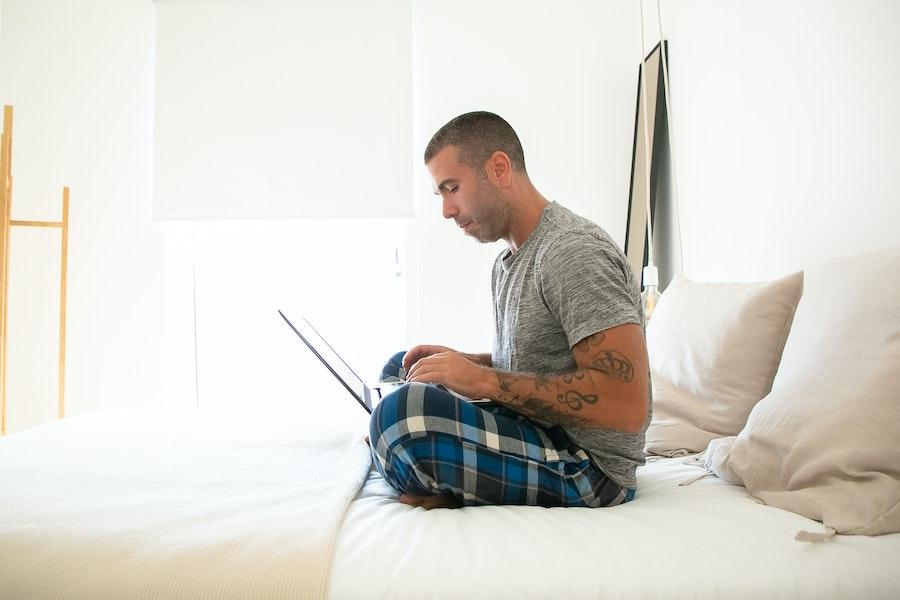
[493,370,601,427]
[487,328,646,431]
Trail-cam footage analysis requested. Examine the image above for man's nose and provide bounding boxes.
[442,196,458,220]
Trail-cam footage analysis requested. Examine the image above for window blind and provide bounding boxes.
[154,0,412,219]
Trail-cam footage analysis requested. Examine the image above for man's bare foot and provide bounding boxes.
[398,493,463,509]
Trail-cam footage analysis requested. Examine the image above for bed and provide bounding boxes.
[332,455,900,599]
[2,405,898,600]
[4,246,899,598]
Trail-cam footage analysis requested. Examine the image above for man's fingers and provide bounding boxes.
[402,345,453,372]
[406,353,446,381]
[403,347,432,372]
[405,353,432,380]
[407,361,430,382]
[402,348,422,372]
[405,357,419,380]
[407,363,447,386]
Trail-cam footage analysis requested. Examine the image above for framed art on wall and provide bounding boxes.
[624,41,668,287]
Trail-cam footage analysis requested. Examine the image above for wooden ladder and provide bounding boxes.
[0,105,70,436]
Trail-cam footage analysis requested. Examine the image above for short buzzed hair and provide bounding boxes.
[424,111,527,175]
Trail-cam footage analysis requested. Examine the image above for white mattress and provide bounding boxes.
[329,456,900,599]
[2,407,898,599]
[0,407,371,600]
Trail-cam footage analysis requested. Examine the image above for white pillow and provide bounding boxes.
[706,247,900,536]
[644,271,803,456]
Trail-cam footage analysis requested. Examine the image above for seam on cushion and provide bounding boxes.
[759,275,804,396]
[842,494,900,536]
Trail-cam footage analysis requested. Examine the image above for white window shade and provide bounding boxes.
[154,0,412,220]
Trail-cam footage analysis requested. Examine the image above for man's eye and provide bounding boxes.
[450,186,459,193]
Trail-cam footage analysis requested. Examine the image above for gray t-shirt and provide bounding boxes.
[491,202,651,489]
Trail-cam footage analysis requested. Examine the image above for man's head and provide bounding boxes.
[424,112,528,244]
[424,111,527,175]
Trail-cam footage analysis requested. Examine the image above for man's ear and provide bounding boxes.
[484,151,513,188]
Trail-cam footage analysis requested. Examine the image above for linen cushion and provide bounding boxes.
[644,271,803,456]
[706,247,900,535]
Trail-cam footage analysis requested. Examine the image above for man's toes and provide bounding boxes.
[426,494,463,509]
[398,493,424,507]
[398,493,462,509]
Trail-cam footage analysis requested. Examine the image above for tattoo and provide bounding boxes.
[561,389,598,411]
[573,331,605,353]
[521,398,595,428]
[561,371,586,384]
[493,369,600,428]
[593,350,634,383]
[534,374,552,392]
[497,373,515,393]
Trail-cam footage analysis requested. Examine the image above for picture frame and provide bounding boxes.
[624,41,669,287]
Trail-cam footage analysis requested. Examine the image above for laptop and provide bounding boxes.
[278,310,491,414]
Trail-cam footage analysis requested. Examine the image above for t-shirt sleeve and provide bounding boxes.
[537,233,643,348]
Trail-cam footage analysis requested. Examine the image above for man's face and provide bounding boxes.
[426,146,511,244]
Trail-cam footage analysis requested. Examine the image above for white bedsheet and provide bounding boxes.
[0,407,371,600]
[3,407,898,599]
[329,456,900,599]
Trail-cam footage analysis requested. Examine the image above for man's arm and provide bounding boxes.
[406,323,648,433]
[489,324,648,432]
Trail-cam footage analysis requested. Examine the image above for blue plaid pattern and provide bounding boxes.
[369,351,634,507]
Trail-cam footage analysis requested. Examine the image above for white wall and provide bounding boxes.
[409,0,641,353]
[5,1,896,433]
[409,0,900,351]
[154,0,413,221]
[647,0,900,282]
[1,0,163,433]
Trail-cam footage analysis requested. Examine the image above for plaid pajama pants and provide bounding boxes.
[368,351,635,507]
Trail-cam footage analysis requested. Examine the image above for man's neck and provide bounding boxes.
[507,187,550,252]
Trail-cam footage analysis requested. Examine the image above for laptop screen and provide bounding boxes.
[278,310,373,413]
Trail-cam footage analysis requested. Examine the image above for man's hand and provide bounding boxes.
[405,351,491,399]
[402,344,454,373]
[403,345,493,374]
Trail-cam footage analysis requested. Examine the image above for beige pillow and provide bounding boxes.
[644,271,803,456]
[706,247,900,536]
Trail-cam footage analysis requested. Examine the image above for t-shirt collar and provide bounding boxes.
[500,202,556,270]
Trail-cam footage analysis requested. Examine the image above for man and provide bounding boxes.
[369,111,651,509]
